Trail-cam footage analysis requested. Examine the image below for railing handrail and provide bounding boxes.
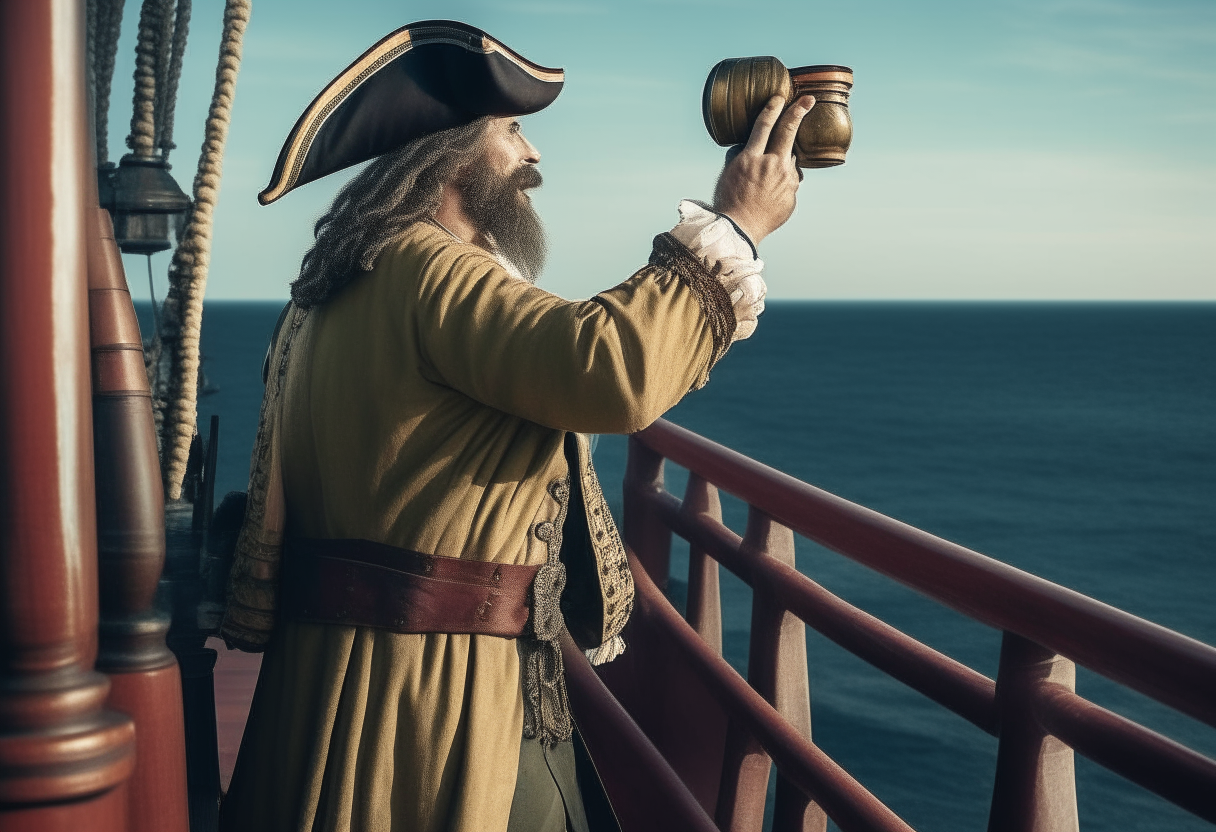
[633,418,1216,730]
[623,549,916,832]
[633,468,1216,824]
[641,484,1000,733]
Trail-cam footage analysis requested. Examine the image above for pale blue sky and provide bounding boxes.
[112,0,1215,300]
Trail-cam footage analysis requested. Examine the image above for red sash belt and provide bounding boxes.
[280,538,541,638]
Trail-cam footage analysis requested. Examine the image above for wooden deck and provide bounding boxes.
[209,638,261,792]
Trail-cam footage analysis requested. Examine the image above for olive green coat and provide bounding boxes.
[219,221,733,832]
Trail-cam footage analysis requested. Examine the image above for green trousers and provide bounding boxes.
[507,731,619,832]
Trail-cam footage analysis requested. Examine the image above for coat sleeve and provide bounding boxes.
[401,232,737,434]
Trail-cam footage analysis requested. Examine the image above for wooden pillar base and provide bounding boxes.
[0,672,135,828]
[0,779,129,832]
[107,664,190,832]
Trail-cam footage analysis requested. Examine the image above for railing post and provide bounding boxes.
[988,633,1078,832]
[682,473,723,655]
[658,473,731,814]
[623,435,672,589]
[717,508,826,832]
[750,509,826,832]
[618,435,676,743]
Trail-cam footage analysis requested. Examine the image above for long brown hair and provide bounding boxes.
[290,117,490,308]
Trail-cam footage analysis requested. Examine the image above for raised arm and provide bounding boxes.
[403,94,816,433]
[405,230,733,435]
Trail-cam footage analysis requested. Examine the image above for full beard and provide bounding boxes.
[457,160,547,283]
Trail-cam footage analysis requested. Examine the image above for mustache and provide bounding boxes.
[512,164,542,191]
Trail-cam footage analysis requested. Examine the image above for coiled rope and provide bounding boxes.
[159,0,251,499]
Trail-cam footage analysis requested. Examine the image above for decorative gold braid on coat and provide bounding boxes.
[219,304,308,651]
[521,477,573,746]
[578,440,634,660]
[649,232,737,387]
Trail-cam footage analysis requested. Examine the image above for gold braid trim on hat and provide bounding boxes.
[258,26,564,206]
[258,29,414,205]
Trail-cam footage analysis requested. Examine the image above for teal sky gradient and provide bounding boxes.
[112,0,1215,301]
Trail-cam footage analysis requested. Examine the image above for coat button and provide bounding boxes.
[492,567,502,584]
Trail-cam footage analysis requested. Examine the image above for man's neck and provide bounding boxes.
[434,185,485,248]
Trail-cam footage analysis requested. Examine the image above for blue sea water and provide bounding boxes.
[141,300,1216,832]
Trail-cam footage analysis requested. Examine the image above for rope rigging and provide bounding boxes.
[88,0,127,166]
[89,0,251,499]
[158,0,192,160]
[126,0,161,158]
[158,0,252,499]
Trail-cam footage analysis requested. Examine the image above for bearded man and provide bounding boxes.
[218,20,813,832]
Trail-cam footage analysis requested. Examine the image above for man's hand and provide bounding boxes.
[712,95,815,246]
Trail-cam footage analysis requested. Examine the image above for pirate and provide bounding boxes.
[219,19,813,832]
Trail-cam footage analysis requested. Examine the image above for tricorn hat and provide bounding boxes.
[259,20,564,205]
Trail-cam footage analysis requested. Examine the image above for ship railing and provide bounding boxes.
[563,417,1216,832]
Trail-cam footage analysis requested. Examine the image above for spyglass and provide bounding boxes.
[702,57,853,168]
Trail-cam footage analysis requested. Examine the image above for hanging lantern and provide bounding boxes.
[98,154,191,255]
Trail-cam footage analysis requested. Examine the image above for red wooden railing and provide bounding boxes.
[567,418,1216,832]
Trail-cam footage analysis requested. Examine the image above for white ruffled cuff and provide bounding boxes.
[669,200,767,341]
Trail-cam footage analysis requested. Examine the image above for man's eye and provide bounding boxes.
[509,122,521,134]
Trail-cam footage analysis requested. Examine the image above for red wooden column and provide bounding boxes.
[0,1,136,830]
[90,207,190,832]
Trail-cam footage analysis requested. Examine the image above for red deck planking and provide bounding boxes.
[208,638,262,792]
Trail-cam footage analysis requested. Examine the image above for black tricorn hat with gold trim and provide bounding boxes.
[258,20,563,205]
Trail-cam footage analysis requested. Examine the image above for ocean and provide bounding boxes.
[140,300,1216,831]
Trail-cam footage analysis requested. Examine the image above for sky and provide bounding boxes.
[107,0,1215,301]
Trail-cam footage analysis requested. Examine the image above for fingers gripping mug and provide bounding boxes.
[702,57,854,168]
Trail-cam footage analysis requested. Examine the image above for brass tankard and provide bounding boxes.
[702,57,853,168]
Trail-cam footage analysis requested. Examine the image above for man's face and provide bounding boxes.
[482,116,541,183]
[456,117,547,281]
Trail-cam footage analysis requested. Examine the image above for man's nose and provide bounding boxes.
[522,137,540,164]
